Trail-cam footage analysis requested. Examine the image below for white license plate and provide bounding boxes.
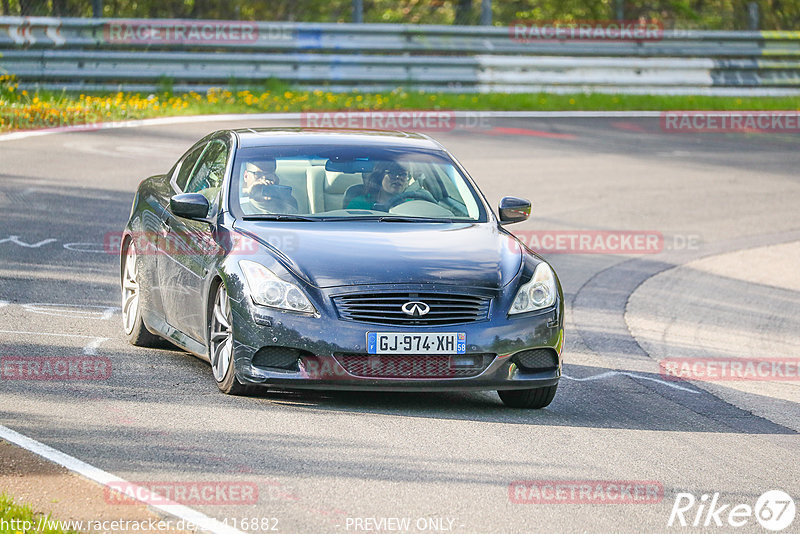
[367,332,466,354]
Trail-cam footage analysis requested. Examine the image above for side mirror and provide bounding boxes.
[498,197,531,225]
[170,193,210,221]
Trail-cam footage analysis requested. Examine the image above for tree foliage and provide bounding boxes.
[3,0,798,30]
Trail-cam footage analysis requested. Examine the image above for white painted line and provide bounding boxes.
[0,235,58,248]
[0,113,303,142]
[0,424,246,534]
[62,242,108,253]
[81,337,109,356]
[0,110,666,143]
[20,303,120,320]
[0,329,100,338]
[452,110,664,118]
[0,329,109,355]
[562,370,700,393]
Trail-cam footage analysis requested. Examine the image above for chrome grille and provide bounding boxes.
[333,354,495,379]
[332,292,491,326]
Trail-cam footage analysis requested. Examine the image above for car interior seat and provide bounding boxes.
[274,161,311,213]
[342,183,365,209]
[324,171,363,211]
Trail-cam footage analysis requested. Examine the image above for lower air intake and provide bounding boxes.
[252,347,304,371]
[333,353,495,379]
[514,348,559,371]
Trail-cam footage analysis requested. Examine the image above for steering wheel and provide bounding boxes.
[376,190,438,211]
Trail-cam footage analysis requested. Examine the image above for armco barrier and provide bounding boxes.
[1,17,800,95]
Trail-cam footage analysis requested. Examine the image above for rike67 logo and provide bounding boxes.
[668,490,795,531]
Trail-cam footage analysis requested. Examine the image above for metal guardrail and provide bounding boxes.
[2,17,800,95]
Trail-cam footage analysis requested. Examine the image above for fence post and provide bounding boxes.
[747,2,759,30]
[352,0,363,23]
[480,0,491,26]
[615,0,624,21]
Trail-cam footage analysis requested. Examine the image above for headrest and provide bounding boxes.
[324,171,362,194]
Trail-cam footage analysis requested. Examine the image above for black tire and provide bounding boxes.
[121,240,160,347]
[498,385,558,409]
[208,282,250,395]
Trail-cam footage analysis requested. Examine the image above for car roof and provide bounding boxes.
[231,128,445,150]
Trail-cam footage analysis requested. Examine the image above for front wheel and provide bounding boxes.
[498,385,558,409]
[121,241,160,347]
[209,283,249,395]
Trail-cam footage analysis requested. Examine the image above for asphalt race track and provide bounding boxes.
[1,117,798,533]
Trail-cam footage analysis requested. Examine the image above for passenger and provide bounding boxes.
[346,162,416,210]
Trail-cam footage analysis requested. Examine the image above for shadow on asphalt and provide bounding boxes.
[241,363,796,436]
[4,334,794,436]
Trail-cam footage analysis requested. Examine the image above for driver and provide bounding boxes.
[243,159,279,194]
[242,159,299,214]
[249,183,299,214]
[346,161,431,210]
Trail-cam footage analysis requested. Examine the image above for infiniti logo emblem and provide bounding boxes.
[401,301,430,317]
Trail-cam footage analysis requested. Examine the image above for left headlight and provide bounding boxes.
[509,262,557,315]
[239,260,317,315]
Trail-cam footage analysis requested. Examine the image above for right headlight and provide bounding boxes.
[509,262,557,315]
[239,260,317,315]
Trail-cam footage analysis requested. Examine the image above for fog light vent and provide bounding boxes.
[252,346,301,371]
[514,349,558,371]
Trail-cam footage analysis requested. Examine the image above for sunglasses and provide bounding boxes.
[384,171,409,180]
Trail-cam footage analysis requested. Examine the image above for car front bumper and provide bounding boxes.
[228,283,564,392]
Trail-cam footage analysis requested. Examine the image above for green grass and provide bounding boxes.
[0,494,79,534]
[147,90,800,113]
[1,74,798,132]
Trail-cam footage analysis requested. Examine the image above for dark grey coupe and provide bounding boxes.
[120,128,564,408]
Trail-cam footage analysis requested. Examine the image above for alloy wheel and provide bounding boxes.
[122,245,139,335]
[210,284,233,382]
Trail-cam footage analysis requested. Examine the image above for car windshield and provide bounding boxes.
[230,145,485,221]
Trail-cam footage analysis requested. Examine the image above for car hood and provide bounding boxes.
[234,221,523,290]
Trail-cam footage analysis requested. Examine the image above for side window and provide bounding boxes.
[185,140,229,196]
[173,144,205,192]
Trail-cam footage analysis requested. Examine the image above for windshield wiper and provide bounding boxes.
[377,216,455,223]
[242,214,459,223]
[242,214,319,222]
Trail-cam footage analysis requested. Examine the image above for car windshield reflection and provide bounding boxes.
[231,146,484,222]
